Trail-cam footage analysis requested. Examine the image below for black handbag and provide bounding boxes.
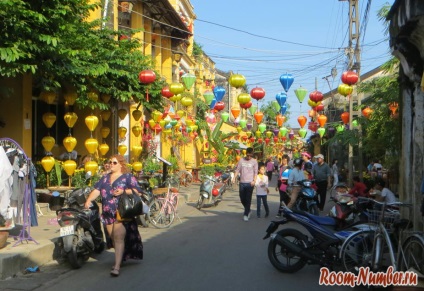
[117,189,145,219]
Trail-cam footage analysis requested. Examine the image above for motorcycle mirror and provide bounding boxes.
[85,171,92,180]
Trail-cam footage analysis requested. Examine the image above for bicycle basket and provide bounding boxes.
[367,209,400,231]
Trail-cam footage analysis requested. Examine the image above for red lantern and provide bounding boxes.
[309,90,323,102]
[257,138,263,144]
[315,103,325,112]
[308,121,318,132]
[161,86,174,98]
[273,137,279,143]
[240,101,252,109]
[341,71,359,85]
[242,136,248,141]
[362,107,373,119]
[341,112,349,124]
[214,101,225,111]
[139,70,156,102]
[250,87,266,101]
[249,137,255,143]
[264,137,270,145]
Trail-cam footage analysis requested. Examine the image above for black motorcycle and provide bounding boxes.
[56,187,105,269]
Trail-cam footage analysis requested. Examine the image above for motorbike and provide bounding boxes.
[196,174,228,209]
[287,179,319,215]
[328,194,371,230]
[136,176,154,227]
[263,203,374,273]
[56,187,105,269]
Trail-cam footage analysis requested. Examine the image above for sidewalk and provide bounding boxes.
[0,184,200,280]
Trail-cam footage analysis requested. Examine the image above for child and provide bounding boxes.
[255,165,270,218]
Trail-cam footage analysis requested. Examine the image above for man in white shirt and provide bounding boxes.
[372,179,396,204]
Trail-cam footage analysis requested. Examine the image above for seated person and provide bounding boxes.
[286,158,307,209]
[348,176,368,197]
[369,179,396,204]
[333,182,353,203]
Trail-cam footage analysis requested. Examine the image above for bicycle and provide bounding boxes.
[147,175,181,229]
[339,199,424,276]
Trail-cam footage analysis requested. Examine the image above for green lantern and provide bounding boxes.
[280,126,288,137]
[248,104,257,115]
[272,100,281,111]
[203,91,215,105]
[294,86,308,103]
[258,123,266,133]
[317,127,326,138]
[298,128,307,138]
[221,112,229,122]
[336,124,345,132]
[181,73,196,90]
[239,118,247,129]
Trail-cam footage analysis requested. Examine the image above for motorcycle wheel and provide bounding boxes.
[267,228,308,273]
[196,195,205,210]
[308,204,319,216]
[67,233,86,269]
[137,214,149,227]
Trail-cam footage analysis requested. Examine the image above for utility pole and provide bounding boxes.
[342,0,362,186]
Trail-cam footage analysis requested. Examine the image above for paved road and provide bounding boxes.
[1,176,349,291]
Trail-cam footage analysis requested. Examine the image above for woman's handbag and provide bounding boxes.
[117,189,148,219]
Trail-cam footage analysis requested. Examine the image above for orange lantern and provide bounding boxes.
[254,111,264,123]
[63,136,77,153]
[297,115,307,128]
[85,115,99,132]
[276,114,286,127]
[362,107,373,119]
[84,138,98,154]
[341,112,350,124]
[41,136,55,152]
[317,114,328,127]
[389,102,398,115]
[231,107,241,119]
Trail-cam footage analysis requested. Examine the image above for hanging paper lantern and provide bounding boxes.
[85,161,98,174]
[84,115,99,132]
[239,118,247,129]
[341,112,350,124]
[101,110,111,121]
[352,120,359,128]
[273,137,279,143]
[276,115,286,127]
[101,94,111,104]
[213,86,226,102]
[308,110,317,118]
[131,125,142,137]
[42,136,55,152]
[254,111,264,124]
[139,70,156,84]
[118,144,128,155]
[280,127,288,137]
[254,130,261,138]
[132,109,142,121]
[214,101,225,111]
[98,143,110,156]
[264,138,271,145]
[341,70,359,85]
[64,112,78,128]
[298,128,307,138]
[169,94,182,102]
[116,109,127,120]
[289,130,295,140]
[85,138,99,154]
[64,92,77,106]
[273,128,279,136]
[317,127,326,138]
[235,126,242,134]
[132,145,143,157]
[118,127,127,139]
[153,124,162,135]
[308,121,318,132]
[229,74,246,88]
[41,156,55,173]
[161,86,174,99]
[294,86,308,103]
[63,136,77,153]
[246,123,253,130]
[181,73,196,90]
[42,112,56,128]
[280,104,288,115]
[63,160,77,176]
[315,103,325,112]
[87,91,99,102]
[152,110,163,123]
[297,115,307,128]
[309,90,324,102]
[317,114,328,127]
[336,124,345,132]
[240,101,252,109]
[40,91,57,104]
[209,98,217,109]
[231,107,241,119]
[203,91,215,105]
[362,107,373,119]
[276,92,287,107]
[279,73,294,92]
[169,82,185,95]
[248,104,257,116]
[176,110,185,119]
[258,123,266,133]
[132,162,143,172]
[265,131,273,138]
[181,97,193,107]
[99,127,110,139]
[221,112,230,122]
[237,93,251,104]
[338,84,353,97]
[250,87,266,101]
[159,120,166,128]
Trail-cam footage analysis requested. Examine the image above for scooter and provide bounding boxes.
[196,175,227,210]
[56,187,105,269]
[263,203,373,273]
[328,194,371,230]
[287,180,319,215]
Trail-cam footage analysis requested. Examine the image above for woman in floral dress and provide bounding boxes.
[85,154,143,277]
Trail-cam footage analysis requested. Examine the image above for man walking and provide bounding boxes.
[233,147,258,221]
[312,154,331,211]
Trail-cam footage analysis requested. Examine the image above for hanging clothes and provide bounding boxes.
[0,147,13,217]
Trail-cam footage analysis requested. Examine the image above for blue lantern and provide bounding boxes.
[276,92,287,107]
[209,98,217,109]
[213,86,226,102]
[280,104,287,115]
[280,73,294,92]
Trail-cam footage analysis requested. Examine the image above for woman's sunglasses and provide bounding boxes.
[109,161,119,165]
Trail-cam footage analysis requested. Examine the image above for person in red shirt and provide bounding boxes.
[349,176,368,197]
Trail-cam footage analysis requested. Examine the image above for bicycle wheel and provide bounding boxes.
[147,199,175,229]
[340,230,375,273]
[399,235,424,274]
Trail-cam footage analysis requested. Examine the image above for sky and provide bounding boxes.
[190,0,394,128]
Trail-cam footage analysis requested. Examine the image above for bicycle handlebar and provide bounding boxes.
[355,197,412,207]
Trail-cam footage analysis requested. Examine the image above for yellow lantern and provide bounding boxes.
[177,110,185,118]
[132,145,143,157]
[63,136,77,153]
[64,112,78,128]
[64,92,77,106]
[87,91,99,102]
[118,127,127,139]
[118,144,127,155]
[101,94,111,103]
[42,112,56,128]
[98,143,110,156]
[152,111,163,123]
[169,82,185,95]
[118,109,127,120]
[40,91,57,104]
[85,138,99,154]
[100,127,110,139]
[180,97,193,107]
[132,109,142,121]
[265,131,273,138]
[255,130,261,138]
[85,115,99,132]
[63,160,77,176]
[101,110,111,121]
[131,125,142,137]
[41,156,55,172]
[236,126,242,133]
[84,161,98,174]
[148,119,156,129]
[41,136,55,152]
[132,162,143,172]
[159,120,166,128]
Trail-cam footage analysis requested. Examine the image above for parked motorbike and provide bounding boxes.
[196,174,228,209]
[328,194,371,230]
[56,187,105,269]
[287,179,319,215]
[263,203,373,273]
[136,176,154,227]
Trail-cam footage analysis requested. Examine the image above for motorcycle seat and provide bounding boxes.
[213,183,224,189]
[292,210,336,226]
